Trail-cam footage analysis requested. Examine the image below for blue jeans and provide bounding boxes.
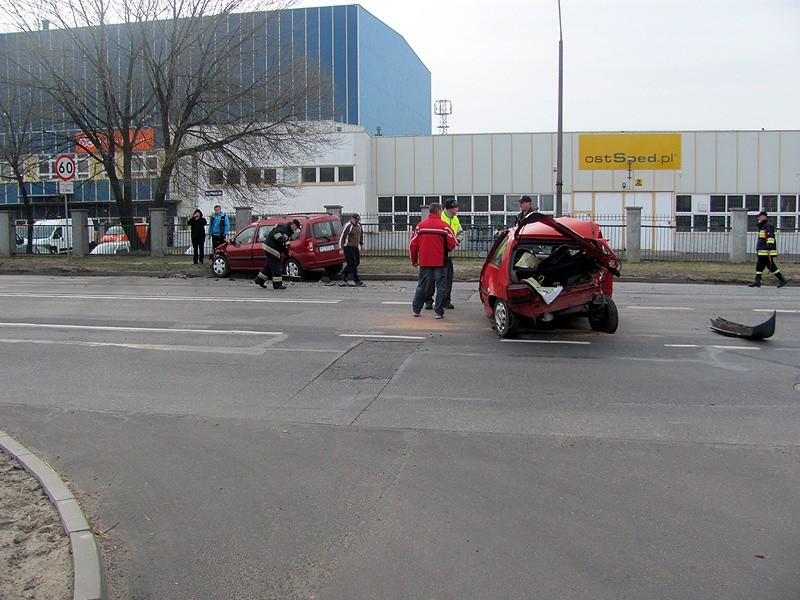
[413,267,447,315]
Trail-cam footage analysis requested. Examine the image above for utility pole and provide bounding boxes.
[555,0,564,217]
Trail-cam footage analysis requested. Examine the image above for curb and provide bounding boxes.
[0,431,107,600]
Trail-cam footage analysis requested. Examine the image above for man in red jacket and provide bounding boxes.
[409,203,458,318]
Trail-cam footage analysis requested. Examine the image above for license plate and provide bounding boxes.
[318,244,334,252]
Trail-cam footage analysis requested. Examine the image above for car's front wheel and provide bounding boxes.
[284,258,304,280]
[493,299,518,339]
[211,254,231,277]
[588,296,619,334]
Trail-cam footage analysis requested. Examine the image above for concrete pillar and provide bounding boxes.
[149,208,167,257]
[234,207,252,231]
[324,205,343,220]
[0,211,13,257]
[729,208,749,263]
[71,209,90,256]
[625,206,642,263]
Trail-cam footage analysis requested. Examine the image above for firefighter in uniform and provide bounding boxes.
[255,219,301,289]
[748,211,788,288]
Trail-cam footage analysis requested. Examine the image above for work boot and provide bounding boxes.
[747,275,762,288]
[254,276,267,288]
[273,283,287,290]
[776,273,788,288]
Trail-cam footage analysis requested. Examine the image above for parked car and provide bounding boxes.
[90,241,131,255]
[211,214,345,279]
[100,223,148,245]
[479,213,621,338]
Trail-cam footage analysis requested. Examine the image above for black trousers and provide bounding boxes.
[755,254,779,274]
[192,237,205,263]
[342,246,361,282]
[210,235,225,256]
[256,254,284,285]
[424,256,453,304]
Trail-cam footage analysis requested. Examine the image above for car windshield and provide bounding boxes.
[312,219,342,239]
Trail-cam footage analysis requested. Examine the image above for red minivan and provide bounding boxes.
[211,214,345,279]
[479,213,621,338]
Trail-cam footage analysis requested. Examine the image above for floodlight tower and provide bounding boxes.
[434,100,453,134]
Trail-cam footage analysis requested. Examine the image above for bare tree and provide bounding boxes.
[0,0,332,245]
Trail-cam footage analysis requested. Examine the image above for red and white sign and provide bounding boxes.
[55,154,76,181]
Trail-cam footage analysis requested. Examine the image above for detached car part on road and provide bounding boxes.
[211,214,345,280]
[479,212,621,338]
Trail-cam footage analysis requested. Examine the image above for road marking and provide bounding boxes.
[0,322,281,335]
[709,345,759,350]
[665,344,699,347]
[501,339,591,345]
[339,334,425,340]
[0,337,285,355]
[0,292,339,304]
[753,309,799,314]
[382,301,412,305]
[625,306,692,311]
[664,343,759,350]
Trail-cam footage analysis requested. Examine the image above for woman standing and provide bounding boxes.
[188,209,207,264]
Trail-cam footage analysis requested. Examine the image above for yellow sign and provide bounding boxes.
[579,133,681,170]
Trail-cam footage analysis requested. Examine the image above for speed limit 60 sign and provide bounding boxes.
[55,154,76,181]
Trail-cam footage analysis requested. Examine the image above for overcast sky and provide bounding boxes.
[297,0,800,135]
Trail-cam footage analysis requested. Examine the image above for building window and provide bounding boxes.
[378,196,392,212]
[761,195,777,213]
[710,195,726,212]
[378,215,392,231]
[675,195,692,212]
[209,168,224,185]
[76,154,90,178]
[539,195,554,212]
[424,196,440,207]
[709,216,727,231]
[394,196,408,212]
[490,195,504,211]
[394,214,408,231]
[282,167,299,184]
[747,214,760,231]
[779,215,796,231]
[726,195,743,210]
[302,167,317,183]
[676,215,692,232]
[780,195,797,212]
[474,195,489,211]
[131,152,159,178]
[337,166,354,182]
[246,168,262,185]
[409,196,424,212]
[456,196,472,211]
[745,195,760,210]
[319,167,335,182]
[264,168,277,184]
[692,215,708,231]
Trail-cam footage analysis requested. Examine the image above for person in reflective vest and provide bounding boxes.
[748,211,787,288]
[255,220,301,290]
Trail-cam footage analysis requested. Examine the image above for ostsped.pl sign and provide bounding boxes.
[578,133,681,170]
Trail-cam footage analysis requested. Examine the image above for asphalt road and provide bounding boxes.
[1,275,798,600]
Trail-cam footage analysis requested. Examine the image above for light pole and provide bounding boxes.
[555,0,564,217]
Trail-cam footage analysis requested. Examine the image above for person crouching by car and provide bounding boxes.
[188,209,207,264]
[339,213,365,286]
[255,219,301,290]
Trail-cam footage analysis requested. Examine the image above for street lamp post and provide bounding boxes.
[555,0,564,217]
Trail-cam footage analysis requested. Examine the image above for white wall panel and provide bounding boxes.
[759,131,780,193]
[532,133,554,193]
[716,131,737,192]
[393,137,415,194]
[432,135,454,194]
[511,134,533,193]
[779,131,800,192]
[694,132,716,192]
[453,136,473,194]
[677,132,694,194]
[491,134,512,193]
[472,135,492,192]
[736,131,759,192]
[414,137,434,194]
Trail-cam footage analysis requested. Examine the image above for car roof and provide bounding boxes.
[253,214,339,225]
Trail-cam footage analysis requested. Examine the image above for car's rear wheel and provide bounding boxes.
[284,258,304,280]
[493,299,518,339]
[325,264,343,275]
[588,296,618,333]
[211,254,230,277]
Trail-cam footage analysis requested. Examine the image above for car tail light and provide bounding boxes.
[306,238,314,252]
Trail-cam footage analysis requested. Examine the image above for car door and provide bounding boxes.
[479,230,511,303]
[225,225,257,271]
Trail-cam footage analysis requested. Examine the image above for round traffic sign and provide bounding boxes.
[55,154,76,181]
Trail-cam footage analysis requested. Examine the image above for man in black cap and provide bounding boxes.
[748,211,788,288]
[513,196,535,227]
[424,198,461,309]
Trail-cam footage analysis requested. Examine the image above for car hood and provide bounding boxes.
[517,212,621,275]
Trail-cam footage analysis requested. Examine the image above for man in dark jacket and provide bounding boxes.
[748,211,788,288]
[187,209,207,264]
[409,203,458,318]
[255,219,301,290]
[513,195,535,227]
[339,213,365,286]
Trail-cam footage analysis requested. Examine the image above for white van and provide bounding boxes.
[27,219,97,254]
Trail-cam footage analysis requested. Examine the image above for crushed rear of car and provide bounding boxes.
[479,213,621,338]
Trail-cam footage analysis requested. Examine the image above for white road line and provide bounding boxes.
[709,345,759,350]
[0,292,339,304]
[339,334,426,340]
[625,306,692,311]
[664,343,759,350]
[753,309,799,314]
[381,301,412,305]
[0,337,284,355]
[501,339,591,345]
[665,344,699,347]
[0,322,281,335]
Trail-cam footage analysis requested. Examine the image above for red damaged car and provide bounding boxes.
[479,213,621,338]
